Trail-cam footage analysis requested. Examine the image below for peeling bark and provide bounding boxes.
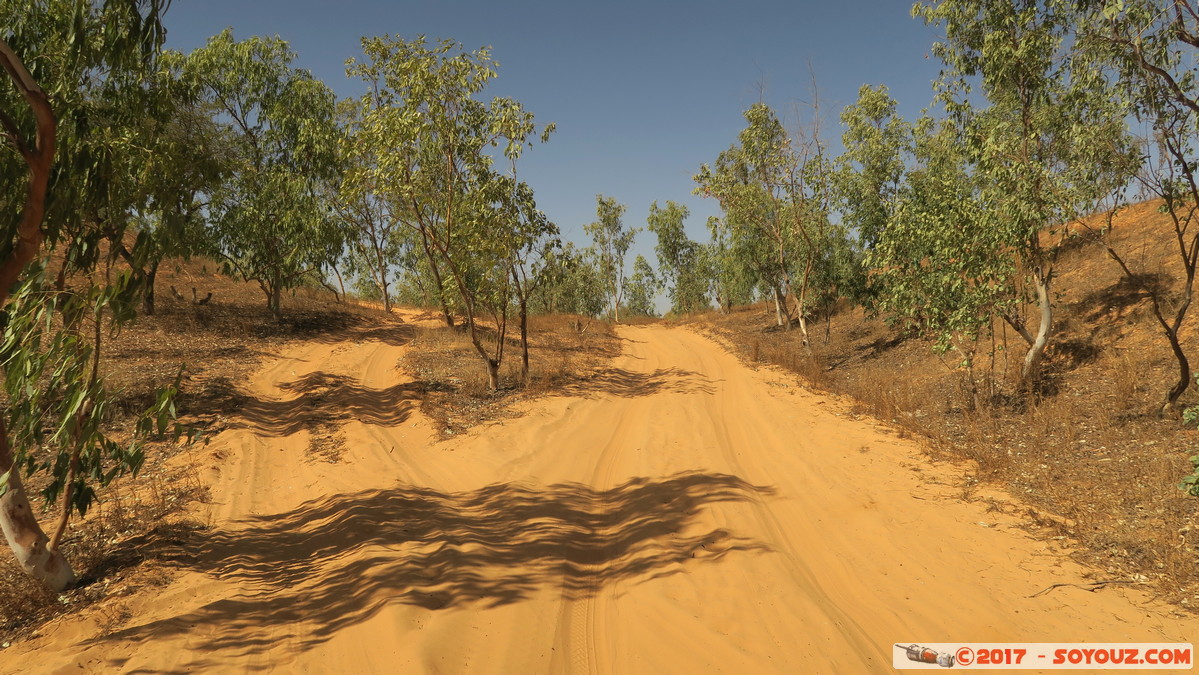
[0,422,76,591]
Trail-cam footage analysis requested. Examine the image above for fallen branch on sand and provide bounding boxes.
[1028,579,1139,598]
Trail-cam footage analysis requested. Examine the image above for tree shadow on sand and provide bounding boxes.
[98,471,773,673]
[558,367,718,398]
[210,372,421,436]
[285,318,416,347]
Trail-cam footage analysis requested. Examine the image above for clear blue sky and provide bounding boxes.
[162,0,946,266]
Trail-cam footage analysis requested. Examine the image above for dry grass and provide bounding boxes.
[1,257,624,643]
[0,257,395,644]
[690,201,1199,611]
[0,446,208,643]
[404,314,620,435]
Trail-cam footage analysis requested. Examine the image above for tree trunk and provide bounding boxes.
[266,282,283,322]
[1163,330,1191,417]
[796,309,811,351]
[519,296,530,386]
[449,269,503,392]
[792,257,814,352]
[319,278,342,304]
[1000,311,1036,346]
[486,359,500,391]
[143,259,159,315]
[47,443,81,553]
[318,268,343,304]
[772,285,787,328]
[331,263,348,305]
[1103,229,1196,418]
[420,238,454,327]
[465,313,503,391]
[1164,254,1196,415]
[789,280,811,352]
[0,422,75,591]
[1022,269,1053,383]
[376,253,391,313]
[0,39,54,297]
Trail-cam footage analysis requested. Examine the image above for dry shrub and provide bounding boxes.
[403,314,620,434]
[1105,347,1152,414]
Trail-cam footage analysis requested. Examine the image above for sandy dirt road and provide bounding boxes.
[7,322,1199,673]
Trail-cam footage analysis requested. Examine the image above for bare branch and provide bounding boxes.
[1172,1,1199,48]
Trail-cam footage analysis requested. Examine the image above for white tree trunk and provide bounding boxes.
[796,310,811,351]
[0,460,76,591]
[1022,270,1053,382]
[772,286,787,328]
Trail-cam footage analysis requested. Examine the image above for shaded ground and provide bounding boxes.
[94,473,769,662]
[403,314,620,435]
[0,261,617,646]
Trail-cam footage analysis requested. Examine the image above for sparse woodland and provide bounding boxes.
[6,0,1199,631]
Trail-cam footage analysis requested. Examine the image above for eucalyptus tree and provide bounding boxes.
[337,100,405,312]
[869,116,1011,371]
[533,242,607,318]
[176,30,343,321]
[344,37,456,327]
[121,71,232,315]
[835,85,909,254]
[914,0,1136,384]
[585,195,637,323]
[0,0,182,591]
[808,223,866,338]
[705,216,757,313]
[695,103,832,347]
[834,84,910,308]
[1079,0,1199,413]
[696,105,793,328]
[346,35,553,390]
[456,175,517,389]
[647,200,710,315]
[784,154,837,347]
[505,179,560,385]
[459,173,556,389]
[336,183,401,311]
[623,254,660,318]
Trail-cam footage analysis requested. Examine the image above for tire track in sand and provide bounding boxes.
[7,322,1199,674]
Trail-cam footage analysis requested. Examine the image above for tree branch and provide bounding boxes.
[0,37,55,305]
[0,106,30,159]
[1000,311,1036,345]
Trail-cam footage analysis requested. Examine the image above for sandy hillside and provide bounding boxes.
[5,321,1198,674]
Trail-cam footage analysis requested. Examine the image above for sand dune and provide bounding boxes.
[6,323,1197,673]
